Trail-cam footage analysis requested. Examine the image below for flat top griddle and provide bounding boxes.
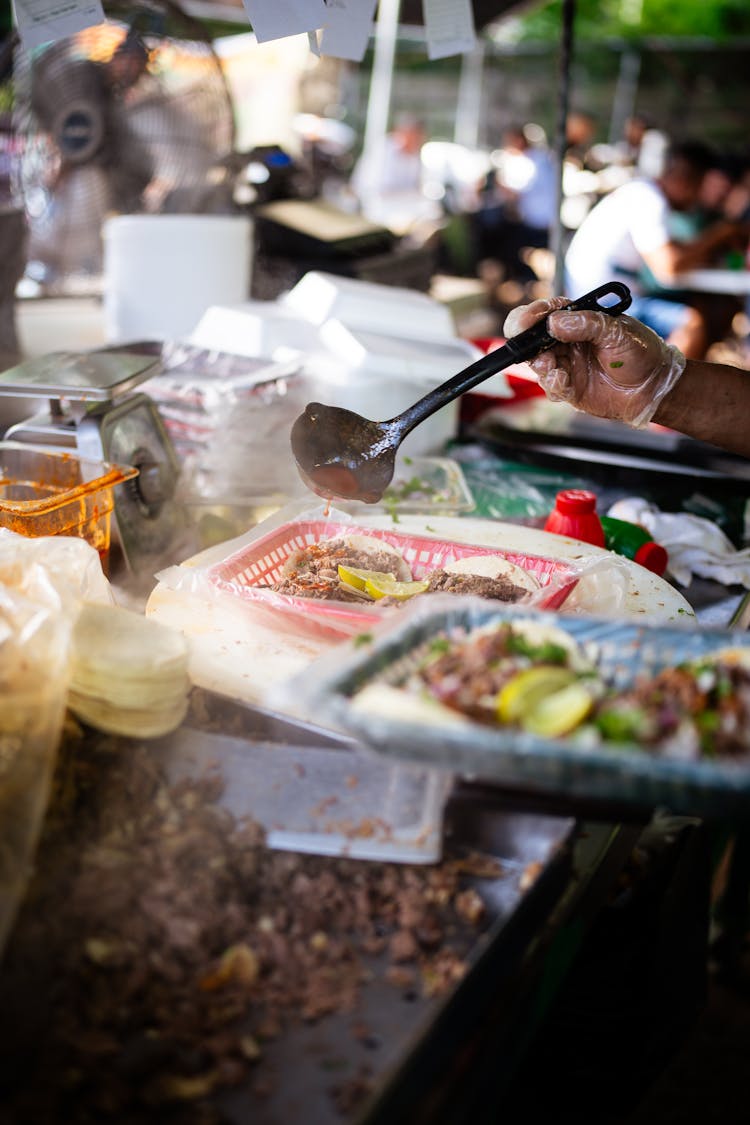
[0,689,576,1125]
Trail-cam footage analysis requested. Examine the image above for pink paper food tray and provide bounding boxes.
[206,519,578,639]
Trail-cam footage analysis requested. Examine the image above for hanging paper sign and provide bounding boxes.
[319,0,378,62]
[422,0,476,60]
[12,0,105,50]
[242,0,328,44]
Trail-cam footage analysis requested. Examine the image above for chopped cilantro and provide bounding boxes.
[609,360,624,368]
[594,707,648,742]
[353,632,374,647]
[427,636,451,656]
[506,633,569,664]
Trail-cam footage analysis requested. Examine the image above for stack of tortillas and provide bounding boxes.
[68,603,191,738]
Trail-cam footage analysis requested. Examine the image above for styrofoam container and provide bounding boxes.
[318,318,482,379]
[281,270,457,339]
[189,300,322,359]
[103,214,253,343]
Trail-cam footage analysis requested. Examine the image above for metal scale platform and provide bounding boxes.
[0,349,184,571]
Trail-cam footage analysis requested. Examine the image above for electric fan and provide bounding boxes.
[11,0,236,291]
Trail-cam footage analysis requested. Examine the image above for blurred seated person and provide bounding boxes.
[350,114,438,231]
[559,110,603,231]
[474,123,557,282]
[644,149,750,354]
[504,296,750,459]
[586,114,670,196]
[564,139,750,359]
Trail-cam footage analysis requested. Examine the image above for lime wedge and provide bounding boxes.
[364,575,430,601]
[496,665,576,724]
[523,682,594,737]
[337,565,396,595]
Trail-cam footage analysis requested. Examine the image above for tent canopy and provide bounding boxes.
[182,1,531,37]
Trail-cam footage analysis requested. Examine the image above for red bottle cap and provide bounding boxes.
[634,540,669,576]
[553,489,598,514]
[544,489,605,547]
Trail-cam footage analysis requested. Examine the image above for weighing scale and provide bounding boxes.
[0,349,185,571]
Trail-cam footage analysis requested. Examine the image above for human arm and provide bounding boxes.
[643,219,750,280]
[650,357,750,457]
[504,299,750,458]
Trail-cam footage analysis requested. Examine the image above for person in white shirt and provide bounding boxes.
[564,140,748,359]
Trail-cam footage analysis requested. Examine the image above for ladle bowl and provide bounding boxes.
[291,282,632,505]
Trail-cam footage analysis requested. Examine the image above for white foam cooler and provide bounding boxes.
[103,214,253,343]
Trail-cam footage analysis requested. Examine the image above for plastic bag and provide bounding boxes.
[0,533,89,957]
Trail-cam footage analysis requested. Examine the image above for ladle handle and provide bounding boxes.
[390,281,632,437]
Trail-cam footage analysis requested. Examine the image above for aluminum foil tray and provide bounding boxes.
[279,596,750,818]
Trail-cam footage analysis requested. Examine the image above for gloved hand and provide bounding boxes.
[504,299,687,428]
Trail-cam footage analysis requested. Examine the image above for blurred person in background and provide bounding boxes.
[564,110,598,171]
[473,123,556,284]
[349,114,438,230]
[504,297,750,458]
[0,109,26,370]
[619,113,669,179]
[564,139,750,359]
[586,113,670,188]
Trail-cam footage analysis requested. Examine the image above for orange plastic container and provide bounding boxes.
[0,442,137,570]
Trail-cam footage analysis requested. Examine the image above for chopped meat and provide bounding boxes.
[270,538,407,601]
[424,568,530,603]
[594,660,750,757]
[0,722,494,1122]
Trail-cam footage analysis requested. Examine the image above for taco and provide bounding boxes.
[592,646,750,757]
[421,555,540,603]
[272,534,412,601]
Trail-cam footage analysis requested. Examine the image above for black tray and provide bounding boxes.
[471,409,750,494]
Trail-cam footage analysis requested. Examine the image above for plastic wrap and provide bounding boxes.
[0,533,85,957]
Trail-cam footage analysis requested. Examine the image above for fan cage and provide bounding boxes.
[10,2,237,289]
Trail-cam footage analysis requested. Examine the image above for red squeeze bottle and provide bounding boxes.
[544,489,606,546]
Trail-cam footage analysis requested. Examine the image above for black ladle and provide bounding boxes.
[291,281,632,504]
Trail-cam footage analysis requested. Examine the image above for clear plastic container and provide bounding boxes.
[0,442,137,571]
[338,456,476,520]
[159,728,452,864]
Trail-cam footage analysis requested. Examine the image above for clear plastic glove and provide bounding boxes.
[504,299,687,428]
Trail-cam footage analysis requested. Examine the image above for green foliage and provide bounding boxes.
[504,0,750,42]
